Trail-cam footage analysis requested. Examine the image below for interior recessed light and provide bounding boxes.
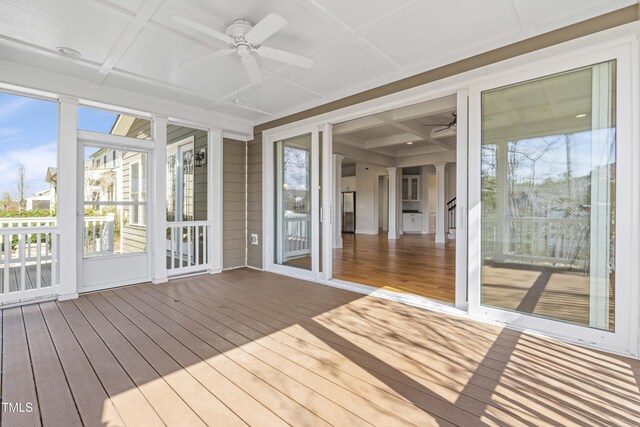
[56,46,81,57]
[233,98,244,105]
[406,141,413,145]
[576,113,587,118]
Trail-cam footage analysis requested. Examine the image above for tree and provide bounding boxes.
[1,192,11,210]
[16,163,26,211]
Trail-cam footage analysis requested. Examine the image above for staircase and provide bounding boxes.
[447,197,456,239]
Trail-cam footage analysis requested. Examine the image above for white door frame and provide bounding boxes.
[263,124,332,281]
[78,131,154,292]
[467,42,639,356]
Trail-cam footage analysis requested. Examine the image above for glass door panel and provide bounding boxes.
[274,134,313,271]
[83,146,148,257]
[480,61,616,330]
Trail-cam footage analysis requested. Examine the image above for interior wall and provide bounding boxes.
[223,138,247,269]
[341,176,356,192]
[355,163,378,235]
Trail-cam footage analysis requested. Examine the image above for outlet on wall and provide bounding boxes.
[248,233,259,245]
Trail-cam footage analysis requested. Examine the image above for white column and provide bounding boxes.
[421,166,429,234]
[151,116,168,284]
[333,154,345,248]
[435,162,447,243]
[208,129,224,274]
[387,167,398,239]
[57,96,79,300]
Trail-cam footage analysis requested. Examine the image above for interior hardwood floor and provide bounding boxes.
[1,268,639,426]
[333,232,456,302]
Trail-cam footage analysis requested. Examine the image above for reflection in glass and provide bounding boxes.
[83,147,147,257]
[78,106,151,139]
[275,134,312,270]
[481,61,616,331]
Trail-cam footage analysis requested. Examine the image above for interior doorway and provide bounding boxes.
[331,95,459,303]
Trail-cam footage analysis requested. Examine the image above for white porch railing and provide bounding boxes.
[166,221,208,276]
[482,216,590,269]
[284,213,311,259]
[0,226,59,305]
[83,214,115,256]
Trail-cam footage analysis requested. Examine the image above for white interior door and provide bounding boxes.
[468,45,637,355]
[80,140,152,292]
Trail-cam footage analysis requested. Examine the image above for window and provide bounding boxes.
[78,106,151,140]
[129,161,145,226]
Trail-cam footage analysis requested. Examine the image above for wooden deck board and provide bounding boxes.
[1,268,639,426]
[39,301,125,427]
[1,307,41,426]
[22,303,82,427]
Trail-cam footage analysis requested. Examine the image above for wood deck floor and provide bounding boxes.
[2,268,640,426]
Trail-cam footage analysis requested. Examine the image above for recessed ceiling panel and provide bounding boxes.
[282,41,395,97]
[240,78,323,114]
[314,0,417,30]
[0,0,129,63]
[154,0,341,73]
[116,28,250,99]
[529,0,635,28]
[365,0,521,69]
[350,125,403,141]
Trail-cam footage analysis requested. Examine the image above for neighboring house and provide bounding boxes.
[25,188,53,211]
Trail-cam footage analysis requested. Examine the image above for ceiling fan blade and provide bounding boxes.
[256,46,313,68]
[181,49,235,67]
[169,15,233,44]
[245,13,287,44]
[241,55,263,84]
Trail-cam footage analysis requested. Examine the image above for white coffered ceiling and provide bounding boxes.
[0,0,634,127]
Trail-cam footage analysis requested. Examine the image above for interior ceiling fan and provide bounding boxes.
[423,112,457,133]
[170,13,314,85]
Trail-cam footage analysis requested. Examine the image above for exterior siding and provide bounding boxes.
[247,136,262,269]
[223,138,247,269]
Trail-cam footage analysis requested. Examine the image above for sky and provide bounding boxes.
[0,92,117,199]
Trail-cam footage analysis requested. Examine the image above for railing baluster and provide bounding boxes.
[195,226,200,266]
[187,226,192,267]
[3,234,10,294]
[171,226,176,270]
[179,226,184,268]
[19,234,26,292]
[51,233,57,286]
[36,233,42,289]
[203,226,207,265]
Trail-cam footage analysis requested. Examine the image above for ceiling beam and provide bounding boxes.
[92,0,165,84]
[333,116,386,135]
[333,141,396,167]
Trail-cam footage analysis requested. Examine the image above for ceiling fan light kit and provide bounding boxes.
[171,13,314,87]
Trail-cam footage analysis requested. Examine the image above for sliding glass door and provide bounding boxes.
[469,47,634,353]
[266,125,332,280]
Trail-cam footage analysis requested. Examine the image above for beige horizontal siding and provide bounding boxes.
[223,138,247,269]
[247,137,262,269]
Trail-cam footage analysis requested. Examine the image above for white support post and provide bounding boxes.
[57,96,79,300]
[208,128,224,274]
[333,153,345,248]
[435,161,447,243]
[322,124,334,279]
[455,88,469,310]
[421,166,429,234]
[151,116,168,284]
[387,167,398,239]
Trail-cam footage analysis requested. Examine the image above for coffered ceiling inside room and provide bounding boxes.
[333,95,457,160]
[0,0,634,126]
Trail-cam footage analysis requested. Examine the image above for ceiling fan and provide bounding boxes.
[423,112,457,133]
[170,13,314,85]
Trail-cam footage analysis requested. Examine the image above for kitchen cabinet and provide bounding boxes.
[402,212,423,233]
[402,176,420,201]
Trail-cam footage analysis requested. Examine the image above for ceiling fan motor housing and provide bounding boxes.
[226,19,253,40]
